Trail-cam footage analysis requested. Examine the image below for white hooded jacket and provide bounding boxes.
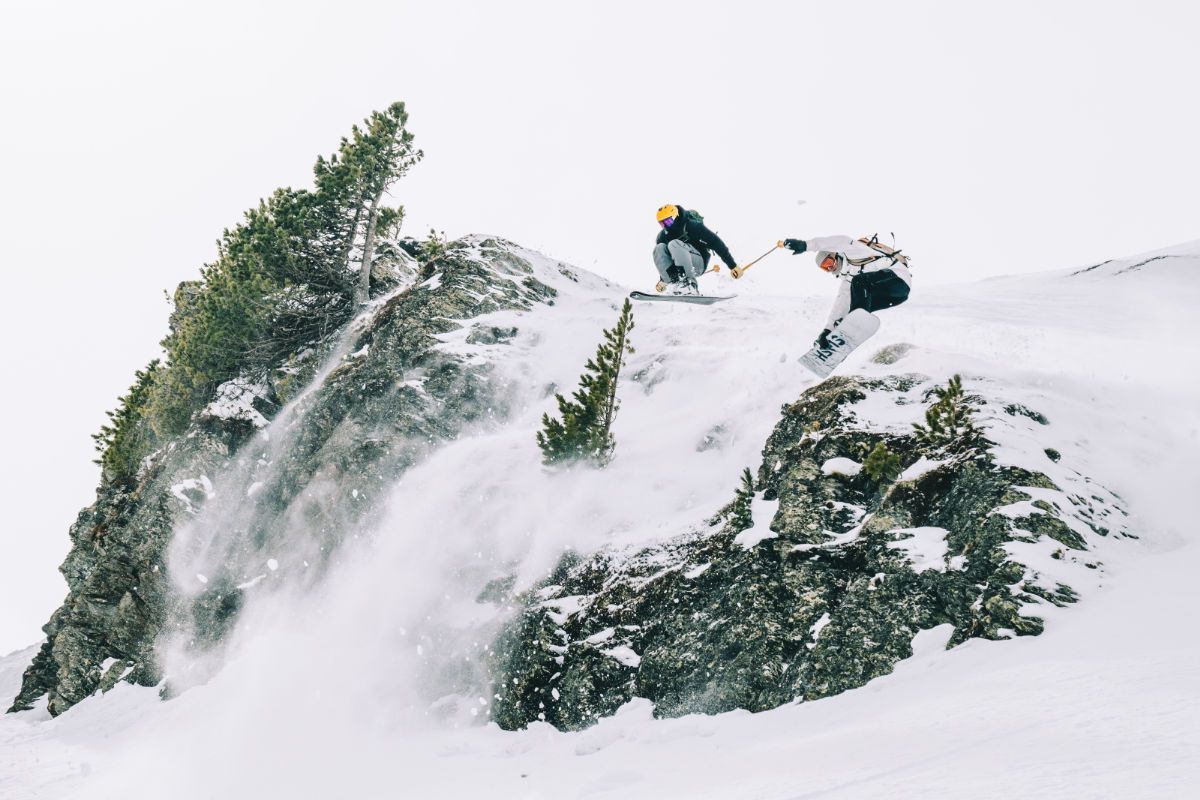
[805,235,913,330]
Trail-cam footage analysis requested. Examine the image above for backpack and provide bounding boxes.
[847,234,910,268]
[673,208,706,246]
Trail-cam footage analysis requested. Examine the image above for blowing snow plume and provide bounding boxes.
[8,237,593,715]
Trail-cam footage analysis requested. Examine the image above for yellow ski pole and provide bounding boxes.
[730,241,785,279]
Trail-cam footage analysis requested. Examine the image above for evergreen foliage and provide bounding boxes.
[144,189,317,437]
[912,374,985,451]
[313,102,423,303]
[727,467,757,531]
[537,299,635,467]
[375,206,406,240]
[863,441,902,484]
[92,360,162,477]
[93,102,423,473]
[420,228,449,262]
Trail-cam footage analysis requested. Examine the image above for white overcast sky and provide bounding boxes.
[1,0,1197,654]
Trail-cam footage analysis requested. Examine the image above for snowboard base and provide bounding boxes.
[798,309,881,378]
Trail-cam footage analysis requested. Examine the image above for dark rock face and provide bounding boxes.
[10,427,240,715]
[490,376,1127,730]
[9,237,556,715]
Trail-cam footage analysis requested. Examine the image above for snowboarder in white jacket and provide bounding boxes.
[783,236,912,348]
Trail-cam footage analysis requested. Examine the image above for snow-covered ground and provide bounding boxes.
[3,240,1198,799]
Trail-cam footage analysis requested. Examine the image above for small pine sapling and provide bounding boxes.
[727,467,757,531]
[863,441,902,485]
[420,228,448,262]
[537,299,635,467]
[911,374,985,451]
[707,467,757,533]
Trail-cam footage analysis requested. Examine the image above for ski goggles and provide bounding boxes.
[819,253,840,273]
[658,216,677,229]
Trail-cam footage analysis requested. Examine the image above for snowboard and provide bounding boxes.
[629,291,735,305]
[798,308,881,378]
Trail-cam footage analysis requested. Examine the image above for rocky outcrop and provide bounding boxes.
[8,426,240,715]
[490,375,1127,730]
[9,237,560,715]
[11,239,1132,730]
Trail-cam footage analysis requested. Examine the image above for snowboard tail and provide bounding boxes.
[798,309,881,378]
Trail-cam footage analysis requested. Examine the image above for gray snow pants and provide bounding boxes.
[653,240,706,283]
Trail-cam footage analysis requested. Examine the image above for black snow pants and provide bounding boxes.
[849,269,910,313]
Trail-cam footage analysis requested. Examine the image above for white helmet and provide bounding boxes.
[816,251,841,274]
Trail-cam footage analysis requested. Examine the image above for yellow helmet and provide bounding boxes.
[656,204,679,228]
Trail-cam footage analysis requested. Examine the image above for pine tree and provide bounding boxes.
[912,374,984,451]
[141,102,422,440]
[312,102,424,303]
[863,441,902,484]
[310,102,422,303]
[728,467,757,531]
[420,228,448,262]
[537,299,635,467]
[92,359,162,477]
[707,467,757,533]
[375,206,405,240]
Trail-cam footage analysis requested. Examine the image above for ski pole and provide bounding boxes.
[730,242,784,279]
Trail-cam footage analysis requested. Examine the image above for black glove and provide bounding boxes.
[815,329,832,349]
[783,238,807,255]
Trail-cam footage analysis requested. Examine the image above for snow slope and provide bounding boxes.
[2,239,1198,799]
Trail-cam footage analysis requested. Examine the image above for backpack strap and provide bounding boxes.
[848,234,910,268]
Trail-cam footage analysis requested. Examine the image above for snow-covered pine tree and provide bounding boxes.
[537,299,635,467]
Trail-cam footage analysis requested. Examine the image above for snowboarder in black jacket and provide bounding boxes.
[653,204,739,295]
